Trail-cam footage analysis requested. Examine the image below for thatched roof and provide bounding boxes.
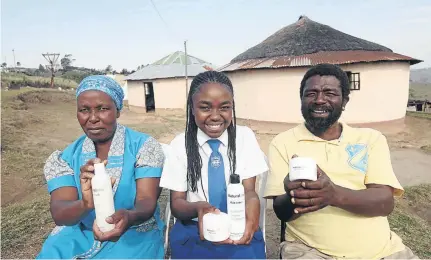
[231,15,393,63]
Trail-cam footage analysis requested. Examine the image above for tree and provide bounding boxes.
[16,62,21,67]
[1,62,6,68]
[61,54,75,71]
[105,65,113,73]
[39,64,46,72]
[121,68,129,75]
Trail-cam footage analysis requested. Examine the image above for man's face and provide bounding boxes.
[301,75,348,134]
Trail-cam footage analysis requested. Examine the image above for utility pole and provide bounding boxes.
[42,53,60,88]
[184,40,188,103]
[12,49,16,72]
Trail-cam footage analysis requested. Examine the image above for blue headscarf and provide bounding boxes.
[76,75,125,110]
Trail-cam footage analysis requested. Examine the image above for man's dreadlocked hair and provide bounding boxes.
[185,70,237,193]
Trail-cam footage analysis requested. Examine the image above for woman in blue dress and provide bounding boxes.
[37,75,165,259]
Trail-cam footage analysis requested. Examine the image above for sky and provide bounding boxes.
[1,0,431,71]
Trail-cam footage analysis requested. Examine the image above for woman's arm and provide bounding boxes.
[243,177,260,232]
[170,190,213,221]
[50,187,91,226]
[49,159,104,226]
[127,178,162,226]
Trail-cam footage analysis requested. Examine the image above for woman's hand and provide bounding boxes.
[233,222,257,245]
[79,158,114,210]
[93,209,131,242]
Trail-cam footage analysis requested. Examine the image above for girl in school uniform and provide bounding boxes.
[160,71,268,259]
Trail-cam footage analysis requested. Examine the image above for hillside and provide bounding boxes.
[411,67,431,83]
[410,83,431,100]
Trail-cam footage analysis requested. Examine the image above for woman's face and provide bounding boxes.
[77,90,120,143]
[192,83,233,138]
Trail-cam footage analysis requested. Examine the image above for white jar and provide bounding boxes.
[202,212,230,242]
[289,157,317,181]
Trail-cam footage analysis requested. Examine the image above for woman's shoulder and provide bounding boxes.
[44,134,87,167]
[124,125,159,146]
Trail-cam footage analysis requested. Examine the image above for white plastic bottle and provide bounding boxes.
[227,173,246,241]
[92,162,115,232]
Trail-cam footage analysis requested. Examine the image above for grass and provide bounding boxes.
[1,72,78,89]
[388,184,431,258]
[1,193,54,259]
[407,111,431,119]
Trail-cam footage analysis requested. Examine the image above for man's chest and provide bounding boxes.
[291,142,370,189]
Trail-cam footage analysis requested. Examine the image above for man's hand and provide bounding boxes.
[288,165,338,214]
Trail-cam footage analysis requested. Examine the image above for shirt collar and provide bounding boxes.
[294,121,351,145]
[197,128,229,147]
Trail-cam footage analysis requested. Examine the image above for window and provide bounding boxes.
[345,71,360,90]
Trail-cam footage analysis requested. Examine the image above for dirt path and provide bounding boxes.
[391,148,431,187]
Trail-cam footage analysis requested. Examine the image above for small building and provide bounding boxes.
[407,99,431,112]
[125,51,213,112]
[218,16,422,124]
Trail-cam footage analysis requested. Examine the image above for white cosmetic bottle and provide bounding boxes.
[227,173,246,241]
[92,162,115,232]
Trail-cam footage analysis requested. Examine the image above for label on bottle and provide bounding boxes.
[228,192,246,240]
[92,186,115,232]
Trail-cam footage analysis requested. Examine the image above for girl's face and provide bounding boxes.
[192,82,233,138]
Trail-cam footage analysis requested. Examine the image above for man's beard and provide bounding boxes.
[301,104,342,135]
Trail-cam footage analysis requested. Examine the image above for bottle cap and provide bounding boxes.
[94,162,106,175]
[230,173,240,184]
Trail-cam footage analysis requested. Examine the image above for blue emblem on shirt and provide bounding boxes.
[345,144,368,173]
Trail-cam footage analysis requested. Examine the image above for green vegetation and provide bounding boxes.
[1,72,77,89]
[388,184,431,258]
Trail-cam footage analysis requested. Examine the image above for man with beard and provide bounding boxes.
[264,64,418,259]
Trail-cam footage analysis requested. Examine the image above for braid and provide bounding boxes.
[185,71,237,193]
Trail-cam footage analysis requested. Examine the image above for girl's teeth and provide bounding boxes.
[208,124,222,129]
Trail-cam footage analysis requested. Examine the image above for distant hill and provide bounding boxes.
[410,67,431,83]
[410,83,431,100]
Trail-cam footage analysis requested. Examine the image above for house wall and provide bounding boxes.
[225,61,411,124]
[152,77,192,109]
[126,77,193,110]
[127,80,146,107]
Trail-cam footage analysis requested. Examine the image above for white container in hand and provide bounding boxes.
[203,212,230,242]
[227,173,246,241]
[92,162,115,232]
[289,157,317,181]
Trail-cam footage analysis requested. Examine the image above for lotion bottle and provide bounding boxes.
[92,162,115,232]
[227,173,246,241]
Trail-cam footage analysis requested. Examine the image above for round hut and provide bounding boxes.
[218,16,422,124]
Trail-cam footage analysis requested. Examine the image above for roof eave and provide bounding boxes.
[217,51,423,72]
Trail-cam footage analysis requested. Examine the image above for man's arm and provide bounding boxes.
[332,184,394,217]
[273,193,300,222]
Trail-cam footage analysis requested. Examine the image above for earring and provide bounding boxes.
[342,107,345,111]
